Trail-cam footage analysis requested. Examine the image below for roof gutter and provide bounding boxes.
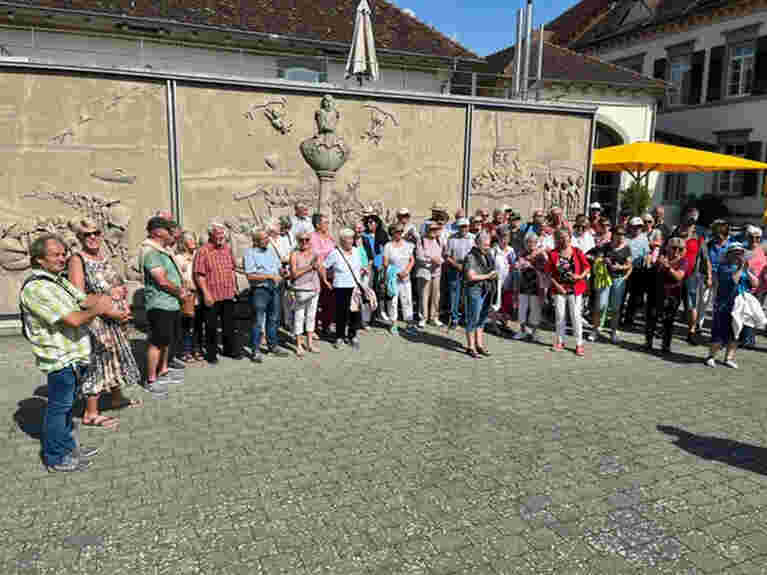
[0,1,486,63]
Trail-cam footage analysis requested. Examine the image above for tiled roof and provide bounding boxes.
[545,0,616,46]
[572,0,729,47]
[485,38,667,91]
[9,0,478,59]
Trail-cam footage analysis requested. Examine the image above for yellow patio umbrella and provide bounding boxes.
[593,141,767,183]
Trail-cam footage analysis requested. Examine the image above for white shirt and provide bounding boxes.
[540,233,555,251]
[290,215,314,237]
[572,231,595,254]
[384,241,414,277]
[324,247,361,289]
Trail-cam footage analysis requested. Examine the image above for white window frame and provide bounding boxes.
[727,42,755,98]
[668,53,692,106]
[718,142,748,196]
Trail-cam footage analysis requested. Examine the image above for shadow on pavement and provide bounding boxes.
[616,340,703,365]
[399,327,465,353]
[658,425,767,476]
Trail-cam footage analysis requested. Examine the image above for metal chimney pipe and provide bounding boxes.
[536,23,544,100]
[522,0,533,100]
[514,7,523,98]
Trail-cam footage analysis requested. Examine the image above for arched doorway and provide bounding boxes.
[592,122,624,220]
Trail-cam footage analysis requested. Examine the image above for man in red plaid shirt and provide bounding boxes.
[194,221,241,363]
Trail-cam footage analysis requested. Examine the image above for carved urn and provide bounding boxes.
[299,136,348,176]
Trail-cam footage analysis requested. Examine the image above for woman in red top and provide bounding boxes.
[546,227,591,356]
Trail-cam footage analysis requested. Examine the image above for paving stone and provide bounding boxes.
[2,327,767,575]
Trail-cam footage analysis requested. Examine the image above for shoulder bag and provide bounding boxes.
[336,247,378,312]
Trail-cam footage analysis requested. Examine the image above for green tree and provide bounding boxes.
[620,180,652,216]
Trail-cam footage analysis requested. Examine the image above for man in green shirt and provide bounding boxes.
[20,233,113,472]
[143,217,188,393]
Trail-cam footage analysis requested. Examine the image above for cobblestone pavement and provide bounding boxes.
[3,322,767,575]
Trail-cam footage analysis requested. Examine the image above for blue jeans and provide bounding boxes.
[447,267,463,323]
[43,364,84,466]
[595,276,626,330]
[250,285,280,351]
[465,285,490,333]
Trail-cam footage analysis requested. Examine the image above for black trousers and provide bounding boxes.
[645,273,680,348]
[201,298,240,360]
[624,268,650,326]
[334,287,360,342]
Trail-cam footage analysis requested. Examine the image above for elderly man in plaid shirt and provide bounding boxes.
[20,234,115,472]
[194,221,241,363]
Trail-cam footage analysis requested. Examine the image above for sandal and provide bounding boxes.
[296,347,305,357]
[466,348,478,358]
[110,397,143,410]
[477,347,491,357]
[307,346,321,353]
[81,414,119,429]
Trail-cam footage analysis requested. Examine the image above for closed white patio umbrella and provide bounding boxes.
[345,0,379,85]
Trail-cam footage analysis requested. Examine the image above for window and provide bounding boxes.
[664,173,687,203]
[727,43,754,97]
[277,57,327,83]
[718,142,747,195]
[668,54,691,106]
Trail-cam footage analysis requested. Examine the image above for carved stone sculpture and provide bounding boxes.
[361,105,398,145]
[299,95,349,231]
[245,97,293,135]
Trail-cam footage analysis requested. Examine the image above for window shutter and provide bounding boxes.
[743,141,763,196]
[752,36,767,95]
[707,45,725,102]
[689,50,705,105]
[653,58,667,110]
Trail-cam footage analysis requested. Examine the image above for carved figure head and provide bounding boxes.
[321,95,335,110]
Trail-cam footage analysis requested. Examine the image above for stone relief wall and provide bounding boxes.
[0,71,170,314]
[176,85,467,248]
[469,109,591,220]
[0,68,594,316]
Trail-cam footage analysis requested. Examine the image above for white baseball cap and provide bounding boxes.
[589,202,602,210]
[629,217,643,226]
[397,208,410,216]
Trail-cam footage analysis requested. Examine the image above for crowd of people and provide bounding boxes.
[19,200,767,472]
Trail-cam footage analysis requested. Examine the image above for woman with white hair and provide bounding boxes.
[289,226,320,355]
[176,230,204,363]
[545,226,591,356]
[320,228,363,349]
[68,218,140,428]
[512,231,545,341]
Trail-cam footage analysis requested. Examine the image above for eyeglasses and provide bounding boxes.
[82,231,102,238]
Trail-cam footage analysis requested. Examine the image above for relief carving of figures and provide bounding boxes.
[471,147,538,200]
[7,184,136,280]
[244,97,293,135]
[361,105,398,146]
[542,169,585,220]
[48,84,162,145]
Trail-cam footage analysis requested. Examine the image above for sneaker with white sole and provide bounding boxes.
[610,331,619,344]
[724,359,739,369]
[431,319,444,327]
[417,319,426,328]
[704,357,716,368]
[512,331,526,340]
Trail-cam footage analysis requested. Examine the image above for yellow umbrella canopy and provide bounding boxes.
[593,141,767,177]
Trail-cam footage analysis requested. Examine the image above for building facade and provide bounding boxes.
[551,0,767,225]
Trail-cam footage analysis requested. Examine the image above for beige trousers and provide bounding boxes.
[418,275,441,322]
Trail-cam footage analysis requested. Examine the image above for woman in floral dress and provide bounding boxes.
[68,218,142,428]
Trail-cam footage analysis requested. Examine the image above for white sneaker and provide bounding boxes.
[704,357,716,368]
[417,319,426,328]
[431,319,444,327]
[587,330,599,342]
[724,359,739,369]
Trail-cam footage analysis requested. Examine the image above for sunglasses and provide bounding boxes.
[298,238,311,243]
[82,231,102,238]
